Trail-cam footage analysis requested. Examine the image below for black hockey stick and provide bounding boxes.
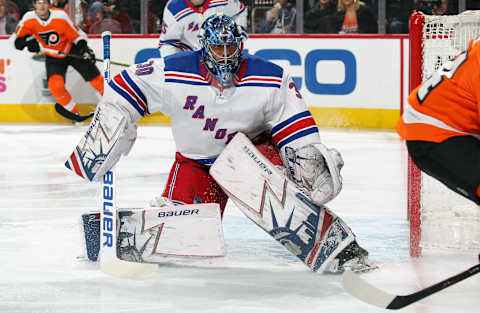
[341,263,480,310]
[41,47,130,67]
[61,51,130,67]
[55,103,94,122]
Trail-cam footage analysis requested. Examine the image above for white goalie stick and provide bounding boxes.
[98,31,156,279]
[341,261,480,310]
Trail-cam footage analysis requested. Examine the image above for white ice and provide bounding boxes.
[0,124,478,313]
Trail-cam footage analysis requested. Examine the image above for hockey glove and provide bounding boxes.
[284,143,344,205]
[14,35,40,53]
[76,39,96,65]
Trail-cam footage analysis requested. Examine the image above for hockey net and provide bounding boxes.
[408,11,480,257]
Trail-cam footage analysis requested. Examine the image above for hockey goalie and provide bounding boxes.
[67,14,374,274]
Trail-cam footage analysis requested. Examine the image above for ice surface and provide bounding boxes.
[0,125,478,313]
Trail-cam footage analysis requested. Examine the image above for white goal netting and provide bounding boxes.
[416,11,480,252]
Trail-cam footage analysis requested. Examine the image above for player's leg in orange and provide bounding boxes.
[48,74,77,113]
[88,74,104,95]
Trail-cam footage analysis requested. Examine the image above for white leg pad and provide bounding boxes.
[118,203,226,263]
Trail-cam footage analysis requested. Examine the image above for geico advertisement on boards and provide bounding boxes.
[0,37,406,110]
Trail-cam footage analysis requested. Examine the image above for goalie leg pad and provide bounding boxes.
[210,132,357,273]
[118,203,226,262]
[81,203,225,263]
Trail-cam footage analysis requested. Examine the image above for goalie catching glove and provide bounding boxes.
[284,143,344,205]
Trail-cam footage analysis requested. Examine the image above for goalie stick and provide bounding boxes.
[341,261,480,310]
[98,31,156,280]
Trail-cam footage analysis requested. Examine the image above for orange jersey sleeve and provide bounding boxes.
[13,8,87,58]
[396,39,480,142]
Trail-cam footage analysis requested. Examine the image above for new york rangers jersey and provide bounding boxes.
[105,51,320,164]
[159,0,246,57]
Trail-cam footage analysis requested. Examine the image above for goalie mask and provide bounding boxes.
[199,14,246,87]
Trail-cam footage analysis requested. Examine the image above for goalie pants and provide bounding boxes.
[406,135,480,205]
[162,137,284,216]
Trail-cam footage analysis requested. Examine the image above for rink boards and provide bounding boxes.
[0,34,408,129]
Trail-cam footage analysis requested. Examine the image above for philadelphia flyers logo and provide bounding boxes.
[38,31,60,45]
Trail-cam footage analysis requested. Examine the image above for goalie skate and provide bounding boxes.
[325,241,378,273]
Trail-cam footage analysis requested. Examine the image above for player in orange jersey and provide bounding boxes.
[10,0,103,122]
[396,37,480,206]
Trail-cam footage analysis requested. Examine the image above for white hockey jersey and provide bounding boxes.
[159,0,246,57]
[105,51,320,164]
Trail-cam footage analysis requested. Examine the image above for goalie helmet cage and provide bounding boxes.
[408,11,480,257]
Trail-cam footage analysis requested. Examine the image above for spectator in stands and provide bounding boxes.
[304,0,336,33]
[84,0,104,32]
[335,0,377,34]
[258,0,296,33]
[0,0,18,35]
[14,0,32,19]
[3,0,20,19]
[103,0,133,33]
[432,0,451,15]
[87,2,123,34]
[52,0,67,10]
[387,0,413,34]
[64,0,90,31]
[414,0,454,15]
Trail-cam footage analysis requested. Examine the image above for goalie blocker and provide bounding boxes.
[65,102,138,181]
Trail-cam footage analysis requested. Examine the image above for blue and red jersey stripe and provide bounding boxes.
[272,111,319,148]
[109,70,149,116]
